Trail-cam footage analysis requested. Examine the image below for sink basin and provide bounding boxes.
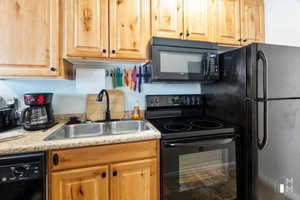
[109,120,149,134]
[44,120,151,141]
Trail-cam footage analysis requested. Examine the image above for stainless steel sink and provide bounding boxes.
[109,120,149,134]
[44,120,151,141]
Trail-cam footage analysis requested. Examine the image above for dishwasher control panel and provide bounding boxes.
[0,161,42,183]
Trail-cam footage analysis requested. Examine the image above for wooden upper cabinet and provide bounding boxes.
[184,0,215,42]
[0,0,60,77]
[216,0,241,46]
[241,0,265,45]
[64,0,109,58]
[109,0,150,60]
[152,0,183,39]
[51,165,109,200]
[111,159,158,200]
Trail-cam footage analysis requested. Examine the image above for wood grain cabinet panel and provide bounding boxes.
[216,0,241,46]
[111,159,158,200]
[151,0,183,39]
[51,165,109,200]
[184,0,215,42]
[49,140,157,171]
[109,0,150,59]
[64,0,109,58]
[241,0,265,45]
[0,0,60,77]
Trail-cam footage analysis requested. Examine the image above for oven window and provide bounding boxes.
[160,51,205,74]
[163,146,237,200]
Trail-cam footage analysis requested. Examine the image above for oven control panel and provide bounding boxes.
[0,161,42,183]
[146,95,204,107]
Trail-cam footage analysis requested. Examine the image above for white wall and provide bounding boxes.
[265,0,300,46]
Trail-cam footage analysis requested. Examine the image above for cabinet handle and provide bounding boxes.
[53,154,59,166]
[101,172,107,178]
[112,50,116,54]
[102,49,107,53]
[50,67,56,72]
[243,39,248,42]
[112,171,118,176]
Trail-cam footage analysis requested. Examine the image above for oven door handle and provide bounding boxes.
[164,138,234,148]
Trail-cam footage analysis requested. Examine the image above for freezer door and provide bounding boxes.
[257,44,300,99]
[255,99,300,200]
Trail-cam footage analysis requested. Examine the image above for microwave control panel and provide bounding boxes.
[206,53,220,80]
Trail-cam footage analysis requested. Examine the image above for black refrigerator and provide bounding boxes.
[202,43,300,200]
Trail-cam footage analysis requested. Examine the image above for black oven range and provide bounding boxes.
[146,94,241,200]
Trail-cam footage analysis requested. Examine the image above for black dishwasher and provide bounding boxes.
[0,152,46,200]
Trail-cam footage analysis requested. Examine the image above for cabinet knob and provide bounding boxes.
[238,38,242,42]
[243,39,248,42]
[186,32,190,37]
[112,50,116,54]
[179,32,183,36]
[101,172,107,178]
[112,171,118,176]
[53,154,59,166]
[50,67,56,72]
[102,49,107,53]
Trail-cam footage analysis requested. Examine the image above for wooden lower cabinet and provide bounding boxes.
[51,165,109,200]
[111,159,158,200]
[49,140,159,200]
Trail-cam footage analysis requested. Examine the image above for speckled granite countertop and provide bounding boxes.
[0,121,161,155]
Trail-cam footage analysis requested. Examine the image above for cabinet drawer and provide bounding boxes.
[49,140,158,171]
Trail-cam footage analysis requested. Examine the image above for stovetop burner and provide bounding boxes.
[191,120,224,129]
[148,117,236,139]
[164,123,192,132]
[146,95,236,139]
[149,117,227,133]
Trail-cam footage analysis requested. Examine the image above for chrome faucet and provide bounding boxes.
[96,89,111,121]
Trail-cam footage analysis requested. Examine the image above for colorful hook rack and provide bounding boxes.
[105,62,152,93]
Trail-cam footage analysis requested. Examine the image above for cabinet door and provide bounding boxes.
[64,0,109,58]
[184,0,215,42]
[0,0,59,77]
[216,0,241,46]
[152,0,183,39]
[241,0,265,45]
[51,165,109,200]
[111,159,158,200]
[110,0,150,60]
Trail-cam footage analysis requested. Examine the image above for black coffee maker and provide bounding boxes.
[22,93,55,131]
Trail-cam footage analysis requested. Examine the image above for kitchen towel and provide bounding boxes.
[76,67,106,94]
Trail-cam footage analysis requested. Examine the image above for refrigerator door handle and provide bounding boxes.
[257,50,268,150]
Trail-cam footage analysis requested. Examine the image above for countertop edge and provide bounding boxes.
[0,122,161,155]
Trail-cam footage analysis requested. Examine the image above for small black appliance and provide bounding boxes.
[146,94,240,200]
[22,93,55,131]
[0,99,18,132]
[151,37,220,82]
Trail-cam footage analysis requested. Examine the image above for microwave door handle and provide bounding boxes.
[165,138,234,148]
[205,54,211,77]
[202,55,208,76]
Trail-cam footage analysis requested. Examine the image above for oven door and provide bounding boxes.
[161,134,240,200]
[152,45,218,81]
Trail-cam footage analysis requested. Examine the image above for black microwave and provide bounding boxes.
[151,37,220,82]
